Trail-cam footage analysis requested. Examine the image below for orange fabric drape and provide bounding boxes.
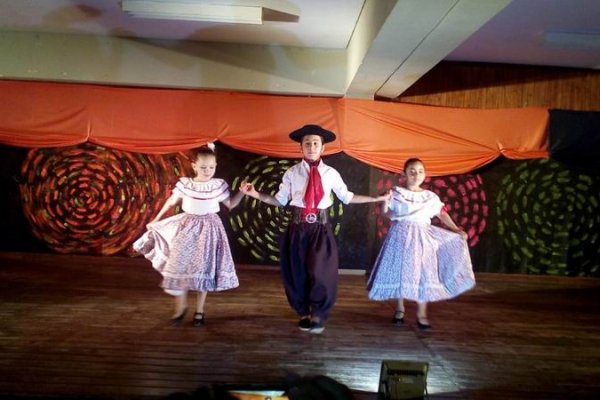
[213,92,342,157]
[0,80,549,175]
[0,81,90,147]
[341,99,549,175]
[88,86,218,153]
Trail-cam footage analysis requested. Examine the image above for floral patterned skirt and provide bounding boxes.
[367,221,475,302]
[133,213,239,295]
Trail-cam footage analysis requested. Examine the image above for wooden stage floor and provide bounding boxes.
[1,252,599,400]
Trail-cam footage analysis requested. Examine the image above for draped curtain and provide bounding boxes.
[0,80,549,176]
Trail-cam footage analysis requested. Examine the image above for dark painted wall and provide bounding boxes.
[1,143,599,276]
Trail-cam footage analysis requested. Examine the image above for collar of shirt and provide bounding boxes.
[301,158,326,171]
[303,158,321,167]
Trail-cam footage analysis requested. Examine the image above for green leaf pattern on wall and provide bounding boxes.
[229,156,342,263]
[497,159,600,276]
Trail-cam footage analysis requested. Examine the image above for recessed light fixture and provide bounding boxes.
[121,0,299,25]
[544,31,600,49]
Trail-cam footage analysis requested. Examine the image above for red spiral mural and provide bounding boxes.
[19,144,191,255]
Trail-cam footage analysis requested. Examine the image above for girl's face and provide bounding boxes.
[404,161,426,188]
[192,154,217,182]
[301,134,324,162]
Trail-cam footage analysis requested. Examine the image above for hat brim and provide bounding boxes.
[289,124,336,143]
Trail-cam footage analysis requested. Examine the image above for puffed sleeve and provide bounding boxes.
[171,178,186,200]
[274,169,292,206]
[429,191,444,217]
[330,169,354,204]
[387,188,402,216]
[216,179,231,203]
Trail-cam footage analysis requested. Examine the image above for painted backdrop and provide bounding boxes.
[1,142,598,277]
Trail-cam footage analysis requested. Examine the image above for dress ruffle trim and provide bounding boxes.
[368,279,475,302]
[161,276,239,293]
[180,177,226,190]
[175,177,229,199]
[392,186,438,204]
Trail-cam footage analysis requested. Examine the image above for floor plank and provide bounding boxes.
[1,252,599,399]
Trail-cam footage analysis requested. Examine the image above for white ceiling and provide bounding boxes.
[0,0,598,98]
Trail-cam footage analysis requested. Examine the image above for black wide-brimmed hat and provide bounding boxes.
[289,124,336,143]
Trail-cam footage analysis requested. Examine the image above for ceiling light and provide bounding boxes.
[544,31,600,49]
[121,0,297,25]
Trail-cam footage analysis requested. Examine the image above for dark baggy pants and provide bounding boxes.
[279,221,339,322]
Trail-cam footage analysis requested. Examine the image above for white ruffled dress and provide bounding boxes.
[133,177,239,295]
[367,186,475,302]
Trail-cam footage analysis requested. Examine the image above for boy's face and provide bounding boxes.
[301,134,324,162]
[192,154,217,182]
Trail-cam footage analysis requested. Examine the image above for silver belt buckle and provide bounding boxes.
[304,213,318,223]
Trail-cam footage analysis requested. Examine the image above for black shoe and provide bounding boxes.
[416,317,431,330]
[309,321,325,334]
[170,308,187,326]
[193,312,205,327]
[392,310,405,325]
[298,317,311,331]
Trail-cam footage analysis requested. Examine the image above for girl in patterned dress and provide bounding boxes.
[133,144,244,327]
[367,158,475,330]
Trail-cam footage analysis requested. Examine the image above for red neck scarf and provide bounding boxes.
[303,159,324,212]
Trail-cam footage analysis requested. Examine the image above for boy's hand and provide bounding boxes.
[240,181,258,197]
[377,190,392,202]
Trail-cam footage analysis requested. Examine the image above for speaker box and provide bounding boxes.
[378,360,429,400]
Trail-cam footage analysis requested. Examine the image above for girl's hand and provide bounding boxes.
[146,220,158,229]
[240,181,258,198]
[456,229,468,240]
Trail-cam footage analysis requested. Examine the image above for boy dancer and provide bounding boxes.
[241,125,388,334]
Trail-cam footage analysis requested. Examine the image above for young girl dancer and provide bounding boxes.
[134,144,244,327]
[367,158,475,330]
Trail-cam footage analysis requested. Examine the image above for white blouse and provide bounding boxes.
[388,186,444,224]
[275,160,354,208]
[173,177,230,215]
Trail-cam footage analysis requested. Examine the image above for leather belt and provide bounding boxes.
[291,207,329,224]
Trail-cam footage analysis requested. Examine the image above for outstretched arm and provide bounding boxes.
[438,210,468,240]
[148,193,180,226]
[221,190,245,210]
[349,192,390,204]
[240,181,283,207]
